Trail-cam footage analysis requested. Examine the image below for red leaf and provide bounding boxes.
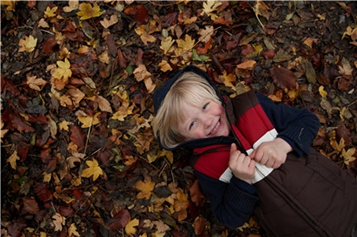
[270,65,296,89]
[117,49,127,69]
[70,125,86,151]
[262,49,275,59]
[135,48,144,66]
[21,197,39,215]
[8,110,35,132]
[73,188,83,198]
[59,205,75,217]
[34,183,53,202]
[124,5,149,24]
[107,209,130,230]
[42,37,57,54]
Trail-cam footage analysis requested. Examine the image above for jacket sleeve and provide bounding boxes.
[195,170,259,229]
[256,92,320,156]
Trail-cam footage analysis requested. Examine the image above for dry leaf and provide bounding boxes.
[64,0,79,13]
[44,6,58,18]
[125,218,139,236]
[18,35,37,53]
[81,159,103,181]
[77,3,103,20]
[135,177,155,200]
[77,112,101,128]
[7,150,19,170]
[100,15,119,29]
[52,213,66,231]
[198,26,214,43]
[26,73,47,91]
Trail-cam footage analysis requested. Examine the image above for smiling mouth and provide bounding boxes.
[208,120,220,136]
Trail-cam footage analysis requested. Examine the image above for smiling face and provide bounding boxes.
[178,99,230,140]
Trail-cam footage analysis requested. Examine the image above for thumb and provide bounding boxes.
[230,143,237,154]
[250,149,256,159]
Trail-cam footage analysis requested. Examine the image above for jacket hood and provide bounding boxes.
[152,65,234,151]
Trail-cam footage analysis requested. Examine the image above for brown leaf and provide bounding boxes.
[34,183,53,202]
[42,37,57,54]
[70,125,86,151]
[189,180,204,207]
[107,209,130,231]
[21,197,40,215]
[8,110,36,132]
[270,65,296,89]
[124,4,149,24]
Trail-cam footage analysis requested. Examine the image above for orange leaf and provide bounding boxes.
[135,177,155,200]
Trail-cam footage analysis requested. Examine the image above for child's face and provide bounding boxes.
[177,99,230,140]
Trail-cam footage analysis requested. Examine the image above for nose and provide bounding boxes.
[202,115,213,128]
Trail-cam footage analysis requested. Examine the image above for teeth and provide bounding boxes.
[209,121,220,135]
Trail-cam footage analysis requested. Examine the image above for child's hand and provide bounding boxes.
[250,138,292,169]
[229,143,256,184]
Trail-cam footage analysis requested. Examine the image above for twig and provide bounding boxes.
[84,117,93,155]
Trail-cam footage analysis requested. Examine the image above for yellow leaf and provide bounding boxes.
[77,3,103,20]
[77,112,101,128]
[135,25,156,45]
[26,74,47,91]
[342,148,356,166]
[68,223,80,237]
[81,159,103,181]
[338,57,353,76]
[160,36,175,55]
[44,6,58,18]
[125,218,139,236]
[219,71,236,90]
[18,35,37,53]
[7,150,19,170]
[52,58,72,82]
[176,34,195,52]
[1,0,16,11]
[135,177,155,200]
[158,60,173,72]
[111,101,134,121]
[330,137,345,153]
[318,86,327,98]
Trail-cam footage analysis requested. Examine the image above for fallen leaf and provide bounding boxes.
[198,25,214,43]
[342,148,356,166]
[52,213,66,231]
[21,197,39,215]
[81,159,103,181]
[68,223,80,237]
[158,60,173,72]
[100,14,118,29]
[26,74,47,91]
[77,2,102,20]
[7,150,19,170]
[44,6,58,18]
[77,112,101,128]
[64,0,79,13]
[270,65,296,89]
[125,218,139,236]
[160,36,175,55]
[135,177,155,200]
[18,35,37,53]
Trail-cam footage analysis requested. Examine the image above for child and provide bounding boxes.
[152,65,357,237]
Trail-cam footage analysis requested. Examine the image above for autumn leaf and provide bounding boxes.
[342,147,356,166]
[111,101,134,121]
[7,150,19,170]
[44,6,58,18]
[81,159,103,181]
[201,0,221,21]
[77,112,101,128]
[68,223,80,237]
[1,120,9,143]
[100,15,119,29]
[26,73,47,91]
[135,177,155,200]
[96,96,113,113]
[318,86,327,98]
[125,218,139,236]
[77,2,102,21]
[63,0,79,13]
[21,197,39,215]
[338,57,353,76]
[176,34,195,52]
[198,26,214,43]
[135,24,156,46]
[51,58,72,90]
[158,60,173,72]
[270,65,296,89]
[18,35,37,53]
[52,213,66,231]
[160,36,175,55]
[219,71,236,90]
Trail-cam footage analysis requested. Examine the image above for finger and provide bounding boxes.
[230,143,237,154]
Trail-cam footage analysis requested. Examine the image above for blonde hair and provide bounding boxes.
[152,71,221,149]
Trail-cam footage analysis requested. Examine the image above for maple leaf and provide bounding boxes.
[81,159,103,181]
[26,73,47,91]
[135,25,156,45]
[153,220,170,233]
[7,150,19,170]
[160,36,175,55]
[18,35,37,53]
[77,112,101,128]
[52,213,66,231]
[198,26,214,43]
[219,71,236,90]
[176,34,195,52]
[77,2,103,21]
[135,177,155,200]
[338,57,353,76]
[134,64,156,93]
[125,218,139,236]
[1,0,16,11]
[111,101,134,121]
[44,6,58,18]
[201,0,221,21]
[59,120,72,131]
[342,147,356,166]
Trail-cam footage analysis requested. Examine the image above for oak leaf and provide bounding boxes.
[77,3,102,20]
[7,150,19,170]
[18,35,37,53]
[26,74,47,91]
[52,213,66,231]
[63,0,79,13]
[81,159,103,181]
[125,218,139,236]
[135,177,155,200]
